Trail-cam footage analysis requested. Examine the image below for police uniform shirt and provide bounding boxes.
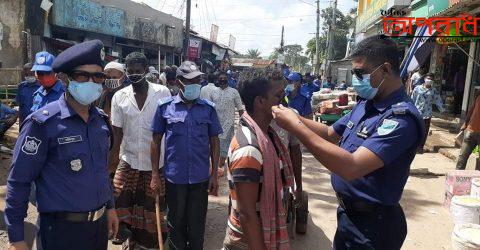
[5,94,114,242]
[331,87,424,205]
[30,80,66,112]
[287,85,313,117]
[16,80,41,123]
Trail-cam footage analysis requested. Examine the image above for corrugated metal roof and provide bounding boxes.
[431,0,480,17]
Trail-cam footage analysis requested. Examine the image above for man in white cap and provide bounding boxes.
[99,61,128,117]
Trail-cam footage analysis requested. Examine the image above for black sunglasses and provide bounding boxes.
[35,71,53,76]
[351,64,384,80]
[68,70,107,84]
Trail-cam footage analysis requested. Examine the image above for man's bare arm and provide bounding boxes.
[299,116,341,143]
[108,126,123,173]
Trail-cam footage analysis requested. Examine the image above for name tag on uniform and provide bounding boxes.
[58,135,83,145]
[347,121,354,129]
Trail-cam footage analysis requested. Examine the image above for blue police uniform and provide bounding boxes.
[30,80,66,112]
[303,81,320,95]
[331,87,425,249]
[151,94,222,249]
[286,86,313,117]
[16,80,41,123]
[5,39,112,249]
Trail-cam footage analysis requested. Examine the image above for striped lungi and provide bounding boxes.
[113,160,167,249]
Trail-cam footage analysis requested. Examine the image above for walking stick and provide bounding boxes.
[155,195,165,250]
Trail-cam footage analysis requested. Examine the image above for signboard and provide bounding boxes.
[356,0,388,32]
[210,24,219,42]
[228,35,236,50]
[427,0,449,16]
[188,38,202,59]
[52,0,125,37]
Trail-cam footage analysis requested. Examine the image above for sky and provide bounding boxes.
[132,0,357,57]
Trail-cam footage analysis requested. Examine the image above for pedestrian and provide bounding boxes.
[270,80,307,235]
[109,52,171,249]
[411,67,426,89]
[210,71,244,177]
[0,104,18,139]
[199,72,218,102]
[272,35,425,249]
[227,70,238,89]
[150,61,222,250]
[165,67,180,96]
[457,86,480,170]
[5,39,119,250]
[222,68,295,250]
[303,72,320,95]
[30,51,66,113]
[285,72,313,119]
[411,73,445,152]
[16,63,40,124]
[98,61,128,117]
[147,66,161,84]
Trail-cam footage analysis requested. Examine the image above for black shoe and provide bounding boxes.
[111,223,132,245]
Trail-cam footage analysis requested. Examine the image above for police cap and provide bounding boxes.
[52,40,105,73]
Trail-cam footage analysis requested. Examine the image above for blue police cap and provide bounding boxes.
[52,40,105,73]
[31,51,55,72]
[287,72,302,82]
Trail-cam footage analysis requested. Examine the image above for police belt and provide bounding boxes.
[41,205,106,222]
[336,193,398,214]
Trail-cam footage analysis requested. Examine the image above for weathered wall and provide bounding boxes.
[0,0,25,68]
[51,0,183,49]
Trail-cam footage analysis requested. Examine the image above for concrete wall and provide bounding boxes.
[51,0,183,49]
[330,60,353,85]
[0,0,26,68]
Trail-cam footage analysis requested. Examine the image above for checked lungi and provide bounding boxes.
[114,160,167,249]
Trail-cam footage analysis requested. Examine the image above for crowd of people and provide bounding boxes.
[1,34,462,250]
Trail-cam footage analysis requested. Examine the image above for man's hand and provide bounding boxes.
[107,209,119,240]
[208,175,219,196]
[150,172,165,196]
[272,105,302,132]
[8,241,28,250]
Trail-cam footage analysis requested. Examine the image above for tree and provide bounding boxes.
[269,44,310,72]
[305,7,356,64]
[246,49,261,59]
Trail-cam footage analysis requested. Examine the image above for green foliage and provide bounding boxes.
[246,49,261,59]
[269,44,310,72]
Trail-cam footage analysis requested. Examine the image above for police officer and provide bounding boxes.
[272,35,424,249]
[285,72,313,119]
[30,51,66,113]
[16,62,40,124]
[6,39,119,250]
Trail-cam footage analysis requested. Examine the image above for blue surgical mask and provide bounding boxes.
[68,81,103,105]
[181,83,201,101]
[352,65,385,100]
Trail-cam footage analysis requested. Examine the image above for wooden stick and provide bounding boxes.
[155,195,164,250]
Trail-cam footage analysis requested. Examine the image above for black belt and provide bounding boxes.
[336,193,397,214]
[41,205,106,222]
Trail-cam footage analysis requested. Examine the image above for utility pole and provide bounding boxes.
[325,0,337,75]
[315,0,320,75]
[280,25,284,52]
[183,0,192,60]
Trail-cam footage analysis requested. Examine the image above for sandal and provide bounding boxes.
[111,223,132,245]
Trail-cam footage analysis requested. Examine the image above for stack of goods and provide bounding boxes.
[446,171,480,250]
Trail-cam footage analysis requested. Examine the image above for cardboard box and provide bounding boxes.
[444,170,480,208]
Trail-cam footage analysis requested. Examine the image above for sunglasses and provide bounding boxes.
[68,70,107,83]
[35,71,53,76]
[351,64,384,80]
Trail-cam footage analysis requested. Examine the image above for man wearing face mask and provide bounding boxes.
[16,63,40,124]
[411,73,444,152]
[151,61,222,250]
[272,35,425,249]
[285,72,313,119]
[30,51,66,113]
[98,61,128,117]
[165,68,180,96]
[209,71,244,177]
[109,52,171,249]
[5,39,118,250]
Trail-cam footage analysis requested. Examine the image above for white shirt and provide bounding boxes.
[111,83,171,171]
[200,83,217,101]
[210,86,244,139]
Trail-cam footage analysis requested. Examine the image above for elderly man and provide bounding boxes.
[98,61,128,117]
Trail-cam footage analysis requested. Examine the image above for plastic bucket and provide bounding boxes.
[452,223,480,250]
[471,178,480,198]
[450,196,480,225]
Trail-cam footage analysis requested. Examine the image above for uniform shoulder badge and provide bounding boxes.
[157,96,174,106]
[200,98,215,108]
[377,119,399,136]
[21,136,42,155]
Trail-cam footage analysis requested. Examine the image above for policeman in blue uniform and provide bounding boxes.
[30,51,66,113]
[285,72,313,118]
[272,35,425,249]
[16,63,40,124]
[303,72,320,95]
[5,39,119,250]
